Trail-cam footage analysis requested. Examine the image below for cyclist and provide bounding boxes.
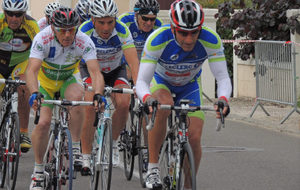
[79,0,139,175]
[26,7,104,190]
[37,2,61,31]
[0,0,39,153]
[118,0,162,62]
[74,0,91,24]
[135,0,232,189]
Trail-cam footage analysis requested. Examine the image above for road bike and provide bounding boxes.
[35,93,94,190]
[147,99,224,190]
[89,86,133,190]
[0,77,25,190]
[119,82,149,187]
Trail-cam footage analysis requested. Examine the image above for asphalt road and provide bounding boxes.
[6,115,300,190]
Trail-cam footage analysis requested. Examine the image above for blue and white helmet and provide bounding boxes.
[75,0,90,22]
[44,2,61,18]
[2,0,28,12]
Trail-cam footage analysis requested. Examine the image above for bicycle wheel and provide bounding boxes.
[93,119,112,190]
[0,117,7,188]
[56,128,73,190]
[176,143,196,190]
[122,105,135,180]
[44,129,57,189]
[5,113,20,190]
[137,113,148,188]
[159,139,173,190]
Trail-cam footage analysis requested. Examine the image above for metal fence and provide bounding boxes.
[250,40,300,124]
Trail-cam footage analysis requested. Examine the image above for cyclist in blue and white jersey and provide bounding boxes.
[37,2,60,31]
[26,7,104,189]
[119,0,162,61]
[79,0,140,175]
[136,0,232,189]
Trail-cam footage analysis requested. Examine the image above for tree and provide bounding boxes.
[215,0,300,60]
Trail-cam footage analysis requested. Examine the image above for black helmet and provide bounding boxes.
[134,0,160,15]
[169,0,204,31]
[51,7,79,27]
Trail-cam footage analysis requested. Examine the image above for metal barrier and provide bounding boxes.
[250,40,300,124]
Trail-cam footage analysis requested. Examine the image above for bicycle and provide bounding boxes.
[89,86,133,190]
[35,93,94,190]
[0,77,25,190]
[147,99,224,190]
[119,81,149,187]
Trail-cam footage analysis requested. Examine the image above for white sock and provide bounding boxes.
[148,163,159,171]
[34,162,44,173]
[82,153,91,160]
[113,140,118,148]
[72,141,80,150]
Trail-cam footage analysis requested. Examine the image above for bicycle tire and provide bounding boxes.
[44,128,57,189]
[5,113,20,190]
[93,119,112,190]
[137,113,148,188]
[176,143,196,190]
[56,128,73,190]
[0,116,7,188]
[159,139,172,190]
[122,103,135,180]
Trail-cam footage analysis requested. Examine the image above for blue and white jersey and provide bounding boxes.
[118,12,162,60]
[136,25,232,101]
[79,19,135,73]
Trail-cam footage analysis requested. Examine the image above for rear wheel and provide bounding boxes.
[122,106,135,180]
[137,113,148,188]
[5,113,20,190]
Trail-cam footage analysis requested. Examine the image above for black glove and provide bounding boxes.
[144,97,158,114]
[93,93,106,106]
[215,98,230,117]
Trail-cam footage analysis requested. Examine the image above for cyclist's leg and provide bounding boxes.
[11,61,32,152]
[80,77,95,175]
[145,75,173,189]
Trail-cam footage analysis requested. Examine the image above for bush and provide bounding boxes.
[215,0,300,61]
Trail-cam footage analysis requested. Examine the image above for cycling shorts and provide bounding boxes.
[0,60,28,92]
[38,65,83,108]
[84,64,129,87]
[150,73,205,121]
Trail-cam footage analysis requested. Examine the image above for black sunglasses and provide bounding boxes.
[140,15,156,22]
[5,11,24,18]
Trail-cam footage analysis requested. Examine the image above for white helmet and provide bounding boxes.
[89,0,118,18]
[44,2,61,17]
[2,0,28,12]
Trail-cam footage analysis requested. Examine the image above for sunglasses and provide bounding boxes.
[54,26,77,34]
[175,28,200,37]
[5,11,24,18]
[140,15,156,22]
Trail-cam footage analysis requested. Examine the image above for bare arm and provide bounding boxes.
[26,57,42,94]
[86,59,104,95]
[123,47,139,84]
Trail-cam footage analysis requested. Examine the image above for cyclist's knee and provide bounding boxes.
[35,120,51,134]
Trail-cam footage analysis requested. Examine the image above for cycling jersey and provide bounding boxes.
[0,13,39,79]
[136,25,232,104]
[79,19,135,76]
[29,25,97,105]
[37,17,49,31]
[118,12,162,60]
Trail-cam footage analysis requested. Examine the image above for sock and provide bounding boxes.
[113,140,117,148]
[148,163,159,171]
[20,129,28,135]
[82,154,91,160]
[34,162,44,173]
[72,141,81,150]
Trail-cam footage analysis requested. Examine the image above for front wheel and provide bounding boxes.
[92,119,112,190]
[0,117,8,188]
[176,143,196,190]
[5,113,20,190]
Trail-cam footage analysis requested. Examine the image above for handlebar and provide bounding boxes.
[145,103,225,132]
[0,78,26,86]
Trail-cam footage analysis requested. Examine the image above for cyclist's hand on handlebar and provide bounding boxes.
[29,92,44,111]
[144,96,158,114]
[93,93,106,112]
[214,96,230,119]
